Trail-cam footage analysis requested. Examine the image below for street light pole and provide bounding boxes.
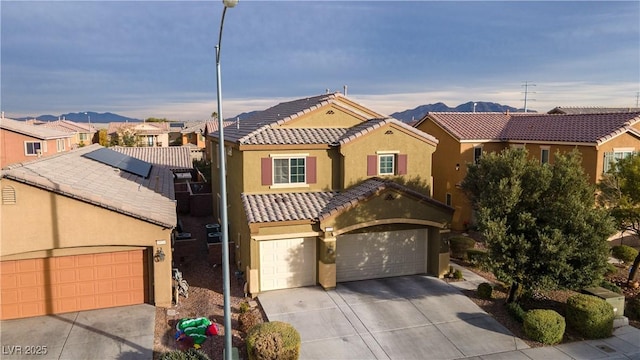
[215,1,237,359]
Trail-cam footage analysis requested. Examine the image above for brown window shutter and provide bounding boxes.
[397,154,408,175]
[367,155,377,176]
[261,158,272,185]
[306,157,317,184]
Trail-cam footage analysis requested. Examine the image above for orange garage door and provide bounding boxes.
[0,250,146,320]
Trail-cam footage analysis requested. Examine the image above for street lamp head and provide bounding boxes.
[223,0,238,8]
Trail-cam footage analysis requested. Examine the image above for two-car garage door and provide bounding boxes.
[337,229,427,283]
[0,250,146,320]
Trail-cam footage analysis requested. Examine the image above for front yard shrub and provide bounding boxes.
[246,321,301,360]
[449,236,475,259]
[605,263,618,276]
[523,309,565,345]
[239,309,264,333]
[506,302,526,323]
[477,282,493,299]
[466,249,488,268]
[160,348,211,360]
[453,269,463,280]
[611,245,638,264]
[626,297,640,320]
[566,294,614,339]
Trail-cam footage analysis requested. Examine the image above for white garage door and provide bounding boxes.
[337,229,427,283]
[260,238,316,291]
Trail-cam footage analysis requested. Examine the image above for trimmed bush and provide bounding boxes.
[626,297,640,320]
[449,236,476,259]
[239,301,251,313]
[453,269,463,280]
[523,309,565,345]
[611,245,639,264]
[246,321,301,360]
[506,302,527,323]
[477,282,493,299]
[239,309,264,333]
[466,249,488,268]
[599,280,623,294]
[161,348,211,360]
[566,294,614,339]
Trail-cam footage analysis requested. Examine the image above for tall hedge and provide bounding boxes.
[566,294,614,339]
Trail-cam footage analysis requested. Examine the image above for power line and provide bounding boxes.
[521,81,536,113]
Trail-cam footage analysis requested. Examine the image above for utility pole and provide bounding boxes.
[521,81,536,113]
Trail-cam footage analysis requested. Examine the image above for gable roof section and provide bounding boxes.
[242,177,452,224]
[1,144,176,228]
[41,120,95,133]
[337,118,438,146]
[205,120,235,136]
[1,118,73,140]
[422,112,640,144]
[112,146,193,171]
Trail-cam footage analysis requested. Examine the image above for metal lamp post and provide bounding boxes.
[215,0,237,359]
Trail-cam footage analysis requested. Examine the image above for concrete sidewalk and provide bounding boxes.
[0,304,155,360]
[259,275,640,360]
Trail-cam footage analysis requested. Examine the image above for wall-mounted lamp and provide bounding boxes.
[455,163,460,171]
[154,248,166,262]
[326,243,335,256]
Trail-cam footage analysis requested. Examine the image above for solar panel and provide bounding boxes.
[83,148,152,178]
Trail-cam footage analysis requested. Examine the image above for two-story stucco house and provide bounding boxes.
[208,93,453,295]
[415,111,640,231]
[1,117,74,168]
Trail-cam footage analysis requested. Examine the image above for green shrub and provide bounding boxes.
[239,309,264,333]
[506,302,527,323]
[466,249,488,267]
[566,294,614,339]
[611,245,639,264]
[599,280,623,294]
[626,297,640,320]
[161,348,211,360]
[239,302,250,313]
[453,269,463,280]
[246,321,301,360]
[523,309,565,345]
[477,282,493,299]
[449,236,476,259]
[605,263,618,276]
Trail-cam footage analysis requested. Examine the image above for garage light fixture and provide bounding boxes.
[154,248,165,262]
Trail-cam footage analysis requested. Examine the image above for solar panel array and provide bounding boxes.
[83,148,152,178]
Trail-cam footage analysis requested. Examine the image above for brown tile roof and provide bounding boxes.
[337,118,438,146]
[111,146,193,171]
[424,112,640,144]
[242,178,452,224]
[241,127,348,145]
[40,120,95,134]
[2,144,176,228]
[205,120,238,137]
[1,118,73,139]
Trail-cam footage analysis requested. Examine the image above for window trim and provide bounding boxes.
[24,141,44,156]
[56,138,66,152]
[540,146,550,164]
[269,153,309,187]
[378,154,396,176]
[473,146,483,164]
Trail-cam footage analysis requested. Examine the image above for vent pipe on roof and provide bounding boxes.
[344,85,348,96]
[236,117,239,130]
[326,88,330,94]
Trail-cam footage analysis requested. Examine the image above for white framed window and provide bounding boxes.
[604,148,635,172]
[540,147,550,164]
[378,154,395,175]
[273,157,306,184]
[79,133,88,141]
[24,141,44,156]
[56,139,65,152]
[473,146,482,164]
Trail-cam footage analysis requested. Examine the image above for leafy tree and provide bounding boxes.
[98,129,109,146]
[145,117,169,122]
[598,153,640,283]
[462,148,614,303]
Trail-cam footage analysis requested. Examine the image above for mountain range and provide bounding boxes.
[16,101,532,124]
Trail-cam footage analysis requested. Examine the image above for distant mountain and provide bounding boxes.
[16,112,141,123]
[391,101,534,123]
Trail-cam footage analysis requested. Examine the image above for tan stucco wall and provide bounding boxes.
[0,180,173,307]
[280,104,366,128]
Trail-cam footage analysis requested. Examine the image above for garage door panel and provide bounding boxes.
[0,250,146,320]
[337,229,426,283]
[260,238,316,292]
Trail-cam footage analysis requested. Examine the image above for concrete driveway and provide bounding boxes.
[0,304,155,360]
[258,275,529,360]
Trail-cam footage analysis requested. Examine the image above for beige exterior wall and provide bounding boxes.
[0,180,173,307]
[1,130,71,167]
[280,104,367,128]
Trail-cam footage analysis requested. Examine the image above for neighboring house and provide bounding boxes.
[1,117,74,168]
[112,146,194,180]
[0,144,176,320]
[39,119,96,147]
[208,93,453,295]
[203,120,234,163]
[548,107,640,115]
[179,121,207,148]
[107,122,170,147]
[415,111,640,231]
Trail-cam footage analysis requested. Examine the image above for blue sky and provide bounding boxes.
[1,1,639,121]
